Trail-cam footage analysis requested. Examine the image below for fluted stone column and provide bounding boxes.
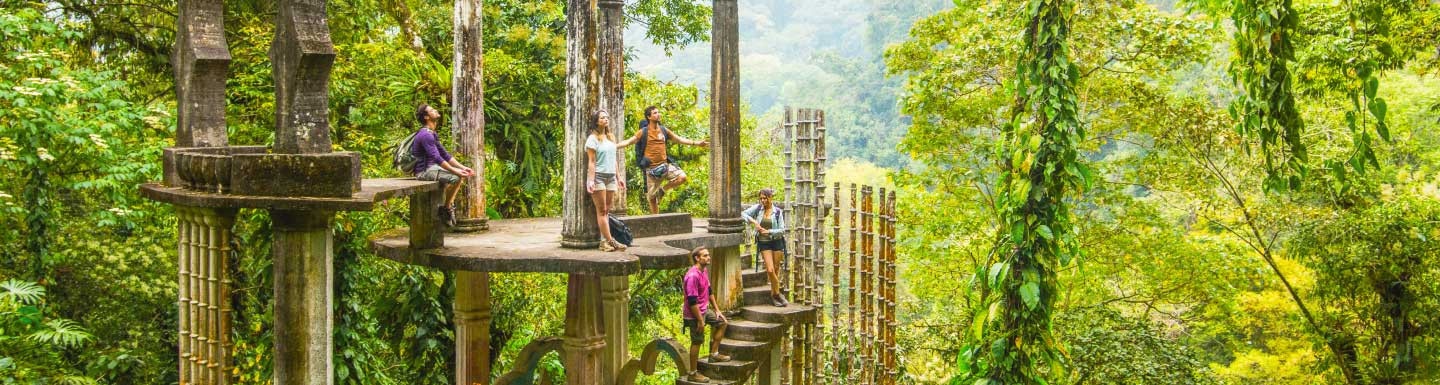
[174,2,233,382]
[600,276,629,385]
[560,0,601,248]
[563,274,607,385]
[177,207,237,385]
[271,209,335,385]
[453,0,489,232]
[707,0,743,234]
[455,271,493,385]
[598,0,628,215]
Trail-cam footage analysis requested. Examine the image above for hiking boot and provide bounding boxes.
[437,205,454,227]
[609,239,627,251]
[772,294,786,307]
[599,240,617,252]
[709,353,731,362]
[687,371,711,383]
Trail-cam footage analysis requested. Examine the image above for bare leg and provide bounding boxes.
[663,175,688,191]
[590,190,615,244]
[689,341,701,374]
[444,179,464,207]
[711,322,727,356]
[763,250,781,297]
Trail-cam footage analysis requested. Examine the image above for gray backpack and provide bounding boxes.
[392,130,420,174]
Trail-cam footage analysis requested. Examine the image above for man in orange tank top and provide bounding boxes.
[625,106,708,214]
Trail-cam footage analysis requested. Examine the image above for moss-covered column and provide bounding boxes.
[455,271,492,385]
[707,0,744,234]
[563,274,606,385]
[560,0,600,248]
[271,209,335,385]
[598,0,628,215]
[600,276,628,385]
[452,0,488,232]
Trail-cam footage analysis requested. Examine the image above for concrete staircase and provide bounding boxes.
[678,268,815,385]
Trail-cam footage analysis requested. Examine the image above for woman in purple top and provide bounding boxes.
[412,104,475,227]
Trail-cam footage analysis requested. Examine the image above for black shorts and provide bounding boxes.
[756,237,786,252]
[683,308,725,345]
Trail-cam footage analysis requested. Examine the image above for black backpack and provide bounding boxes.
[634,120,677,170]
[608,214,633,246]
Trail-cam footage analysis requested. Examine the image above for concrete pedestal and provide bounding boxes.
[455,271,493,385]
[563,274,607,385]
[271,210,335,385]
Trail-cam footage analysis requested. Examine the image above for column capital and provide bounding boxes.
[599,0,624,8]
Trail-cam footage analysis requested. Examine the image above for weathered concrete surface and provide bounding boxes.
[452,0,488,232]
[598,0,627,216]
[563,274,606,385]
[560,0,600,248]
[230,152,361,197]
[164,146,267,188]
[271,209,334,385]
[370,217,744,274]
[615,213,692,239]
[174,0,230,148]
[270,0,336,154]
[140,178,435,212]
[455,271,492,385]
[707,0,744,234]
[600,275,628,385]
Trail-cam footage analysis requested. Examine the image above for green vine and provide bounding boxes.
[1229,0,1307,191]
[961,0,1087,384]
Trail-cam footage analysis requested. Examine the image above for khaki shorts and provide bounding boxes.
[683,307,725,345]
[417,164,460,184]
[645,164,685,197]
[592,173,618,191]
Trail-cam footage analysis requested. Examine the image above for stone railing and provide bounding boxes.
[163,146,362,197]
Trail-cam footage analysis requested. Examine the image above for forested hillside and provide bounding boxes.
[2,0,1439,385]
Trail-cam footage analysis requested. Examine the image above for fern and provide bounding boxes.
[26,319,91,348]
[0,279,45,305]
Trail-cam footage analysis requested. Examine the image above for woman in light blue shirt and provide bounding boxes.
[588,110,639,251]
[742,188,788,307]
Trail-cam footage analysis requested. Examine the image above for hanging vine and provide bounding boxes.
[961,0,1087,384]
[1228,0,1307,191]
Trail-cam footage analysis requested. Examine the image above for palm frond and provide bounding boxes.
[55,375,101,385]
[27,319,91,348]
[0,280,45,305]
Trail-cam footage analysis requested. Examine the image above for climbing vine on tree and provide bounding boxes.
[961,0,1087,384]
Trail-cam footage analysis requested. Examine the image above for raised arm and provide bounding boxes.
[616,129,641,148]
[665,127,708,147]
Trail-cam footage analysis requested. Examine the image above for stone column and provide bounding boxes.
[271,209,335,385]
[174,2,233,382]
[174,0,229,148]
[709,246,742,310]
[270,0,335,155]
[600,276,628,385]
[269,2,336,384]
[598,0,627,215]
[455,271,493,385]
[707,0,744,234]
[563,274,607,385]
[453,0,489,232]
[560,0,601,248]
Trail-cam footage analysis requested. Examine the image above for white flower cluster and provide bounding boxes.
[36,147,54,161]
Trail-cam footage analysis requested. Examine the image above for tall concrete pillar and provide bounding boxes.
[270,210,335,385]
[598,0,628,215]
[455,271,493,385]
[269,2,337,384]
[563,274,607,385]
[453,0,489,232]
[600,276,629,385]
[560,0,601,248]
[707,0,744,234]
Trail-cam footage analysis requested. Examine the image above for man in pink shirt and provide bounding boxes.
[683,246,729,382]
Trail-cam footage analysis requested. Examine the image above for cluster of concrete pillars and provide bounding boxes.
[176,206,235,385]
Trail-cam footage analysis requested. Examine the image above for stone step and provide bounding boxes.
[723,319,786,342]
[698,356,757,380]
[717,338,771,362]
[676,376,736,385]
[741,304,817,325]
[742,269,771,288]
[743,286,779,307]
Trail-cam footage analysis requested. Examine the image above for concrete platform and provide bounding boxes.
[370,215,745,275]
[140,178,436,211]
